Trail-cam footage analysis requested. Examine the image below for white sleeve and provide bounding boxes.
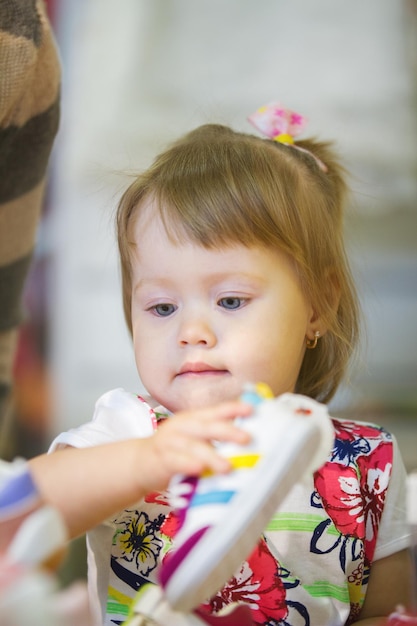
[49,388,156,452]
[373,435,412,560]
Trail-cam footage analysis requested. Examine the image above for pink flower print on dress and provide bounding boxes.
[315,461,366,539]
[357,441,392,562]
[314,422,393,561]
[205,539,287,626]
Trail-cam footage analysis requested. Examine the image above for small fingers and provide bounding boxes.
[199,419,251,445]
[153,400,254,480]
[167,443,232,476]
[166,400,253,444]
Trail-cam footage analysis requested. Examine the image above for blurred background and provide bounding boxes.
[5,0,417,582]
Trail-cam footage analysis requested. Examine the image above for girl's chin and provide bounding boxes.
[164,380,242,412]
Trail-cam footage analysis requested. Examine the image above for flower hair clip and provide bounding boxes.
[248,102,327,172]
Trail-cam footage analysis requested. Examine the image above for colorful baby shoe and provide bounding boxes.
[0,460,67,569]
[0,461,93,626]
[0,460,42,553]
[159,385,335,613]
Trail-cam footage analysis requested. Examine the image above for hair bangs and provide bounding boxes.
[149,135,295,251]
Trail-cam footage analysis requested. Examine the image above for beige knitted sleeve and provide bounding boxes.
[0,0,60,438]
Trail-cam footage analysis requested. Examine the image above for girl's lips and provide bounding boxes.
[177,363,228,376]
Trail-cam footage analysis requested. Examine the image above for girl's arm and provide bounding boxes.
[352,548,413,624]
[28,400,251,539]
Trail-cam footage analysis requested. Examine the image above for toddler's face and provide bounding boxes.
[130,201,318,412]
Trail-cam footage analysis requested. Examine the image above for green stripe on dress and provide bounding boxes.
[106,601,130,617]
[304,581,350,603]
[266,512,339,535]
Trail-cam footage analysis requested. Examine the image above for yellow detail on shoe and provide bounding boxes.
[254,382,274,399]
[228,453,260,469]
[201,453,260,477]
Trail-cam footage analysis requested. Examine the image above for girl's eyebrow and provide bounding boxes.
[133,272,267,294]
[133,277,172,293]
[207,272,267,287]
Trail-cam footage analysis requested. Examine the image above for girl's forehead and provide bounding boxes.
[132,197,198,246]
[131,208,297,274]
[133,201,163,233]
[131,198,170,241]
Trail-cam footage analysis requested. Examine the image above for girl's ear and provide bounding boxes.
[306,270,341,340]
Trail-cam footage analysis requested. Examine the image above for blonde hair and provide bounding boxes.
[116,124,360,403]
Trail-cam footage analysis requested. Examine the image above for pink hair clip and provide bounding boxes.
[248,102,327,172]
[248,102,307,144]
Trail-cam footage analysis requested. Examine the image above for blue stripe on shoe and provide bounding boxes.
[190,490,235,507]
[0,470,38,508]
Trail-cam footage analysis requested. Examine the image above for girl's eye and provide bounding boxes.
[152,303,177,317]
[218,297,243,310]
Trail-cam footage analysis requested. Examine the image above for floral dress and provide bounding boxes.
[108,415,397,625]
[49,389,408,626]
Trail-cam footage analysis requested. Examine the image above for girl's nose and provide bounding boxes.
[178,315,217,347]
